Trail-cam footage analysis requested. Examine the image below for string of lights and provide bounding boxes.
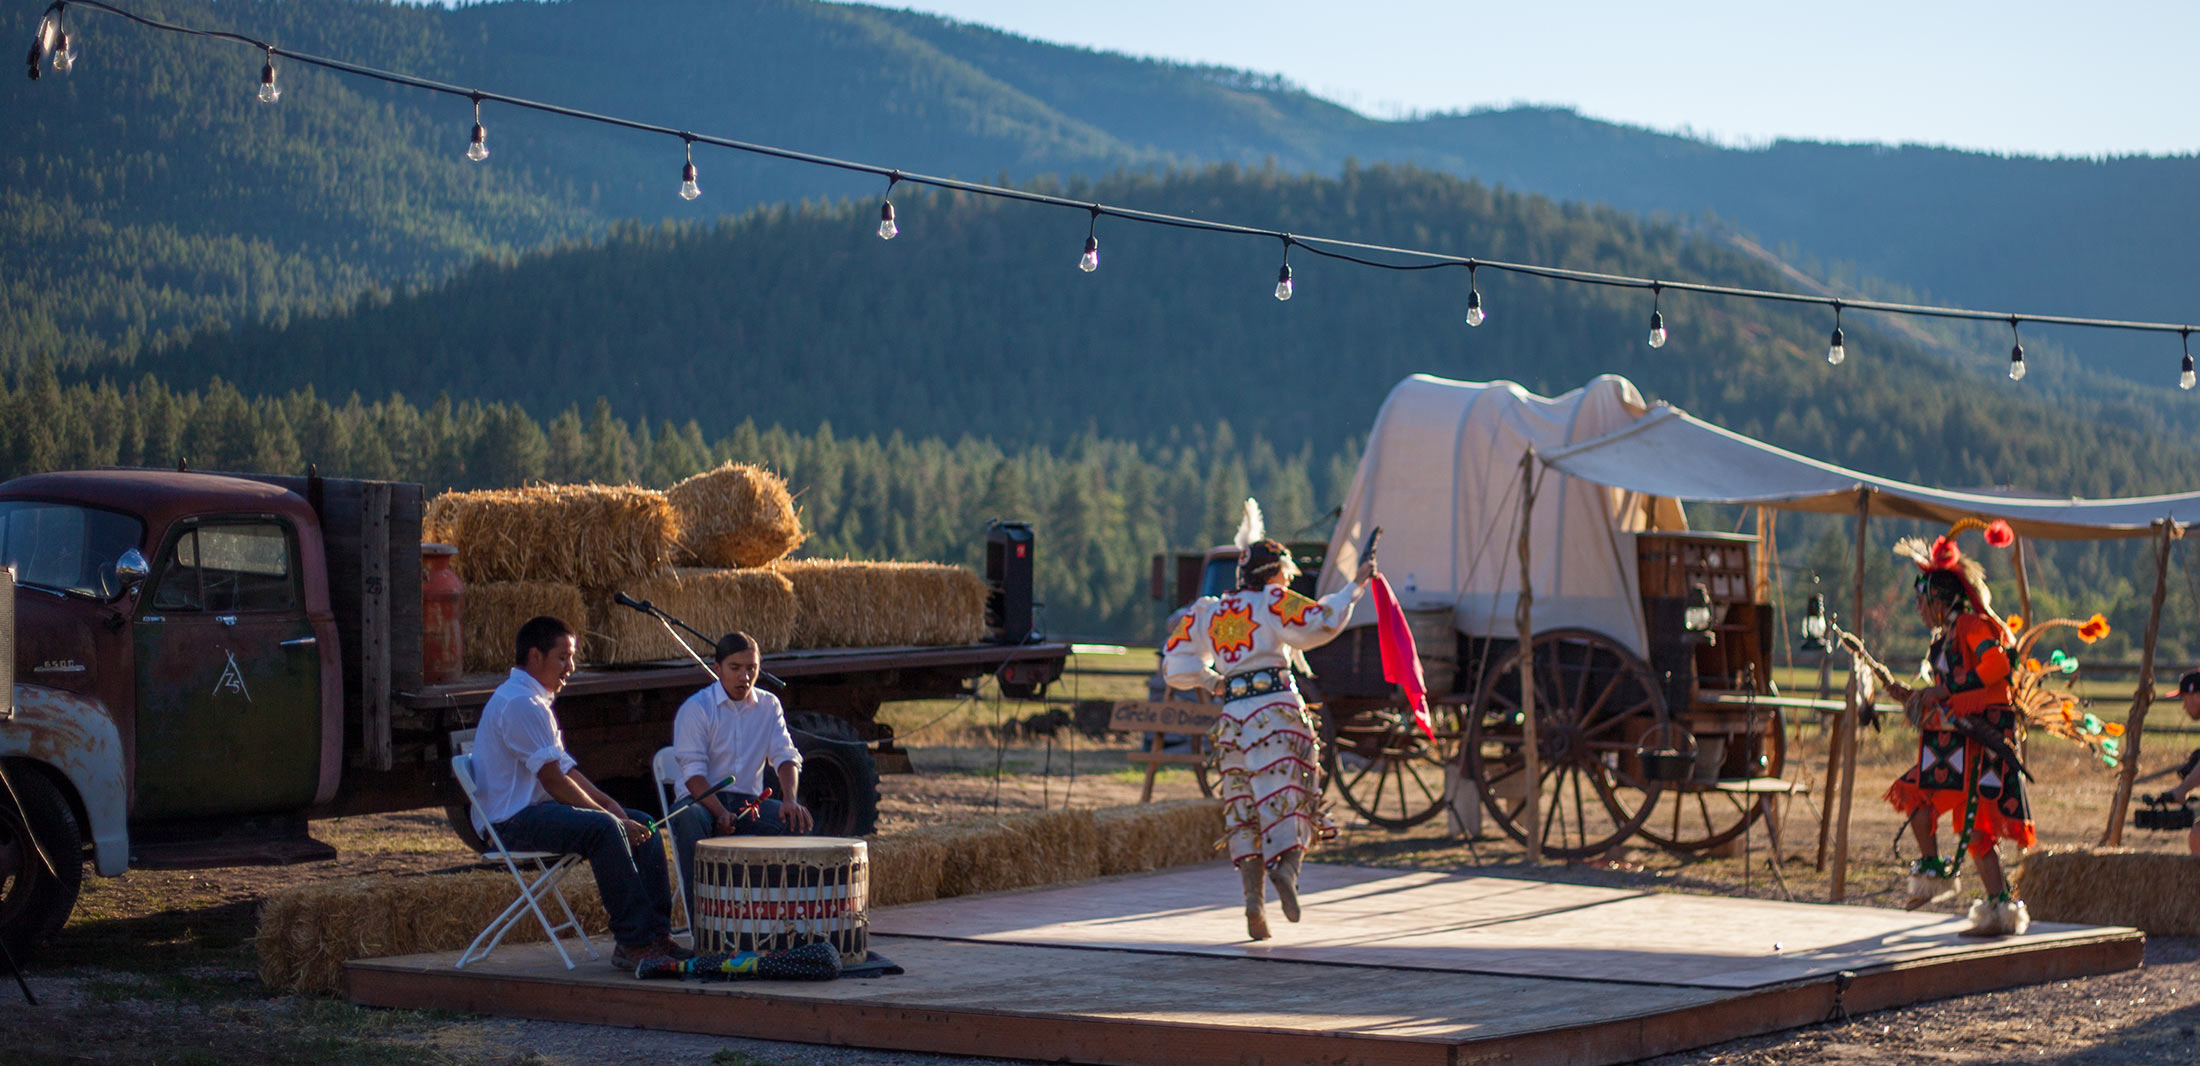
[26,0,2200,388]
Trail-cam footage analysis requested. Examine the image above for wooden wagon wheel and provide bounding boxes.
[1634,709,1788,853]
[1465,628,1667,860]
[1321,699,1465,830]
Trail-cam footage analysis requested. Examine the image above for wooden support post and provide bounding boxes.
[361,480,393,772]
[2011,533,2034,632]
[2104,520,2177,846]
[1516,450,1542,863]
[1814,711,1841,871]
[1830,488,1869,901]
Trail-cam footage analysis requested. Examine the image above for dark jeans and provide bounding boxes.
[670,790,788,927]
[496,801,671,948]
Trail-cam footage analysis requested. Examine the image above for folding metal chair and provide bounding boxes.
[449,751,599,969]
[651,746,693,936]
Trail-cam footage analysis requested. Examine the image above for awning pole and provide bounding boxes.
[2104,519,2177,845]
[2011,533,2034,631]
[1830,488,1869,901]
[1516,449,1543,862]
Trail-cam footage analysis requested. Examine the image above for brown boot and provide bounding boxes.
[1268,851,1302,923]
[1240,861,1271,940]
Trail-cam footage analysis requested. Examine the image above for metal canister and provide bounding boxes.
[421,543,464,684]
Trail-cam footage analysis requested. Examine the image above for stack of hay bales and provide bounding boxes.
[426,485,679,585]
[775,558,989,648]
[2015,846,2200,934]
[667,463,806,568]
[257,800,1223,994]
[580,567,798,663]
[459,582,586,674]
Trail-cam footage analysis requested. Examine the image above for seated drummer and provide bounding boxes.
[669,631,815,923]
[2162,670,2200,855]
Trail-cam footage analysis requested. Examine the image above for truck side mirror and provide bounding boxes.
[115,547,149,589]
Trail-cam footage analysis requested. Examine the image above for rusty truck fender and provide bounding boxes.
[4,682,129,876]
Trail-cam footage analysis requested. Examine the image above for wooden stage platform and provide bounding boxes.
[346,863,2143,1066]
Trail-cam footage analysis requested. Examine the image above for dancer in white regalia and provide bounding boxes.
[1163,500,1374,939]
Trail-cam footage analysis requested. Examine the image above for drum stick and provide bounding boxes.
[644,774,738,834]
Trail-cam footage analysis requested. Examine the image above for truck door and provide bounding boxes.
[131,517,321,820]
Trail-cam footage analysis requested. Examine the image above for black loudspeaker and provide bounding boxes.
[985,520,1035,644]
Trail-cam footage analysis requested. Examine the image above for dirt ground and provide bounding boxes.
[6,719,2200,1066]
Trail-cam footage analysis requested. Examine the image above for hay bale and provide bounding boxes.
[864,833,947,907]
[425,485,678,585]
[667,463,805,568]
[256,868,607,995]
[461,581,587,673]
[2015,846,2200,934]
[1096,799,1225,875]
[893,810,1101,898]
[775,559,987,648]
[582,567,797,664]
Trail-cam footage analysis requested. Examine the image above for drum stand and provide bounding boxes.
[0,758,49,1005]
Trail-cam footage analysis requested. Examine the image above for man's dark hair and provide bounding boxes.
[513,615,577,667]
[2180,669,2200,696]
[713,631,758,662]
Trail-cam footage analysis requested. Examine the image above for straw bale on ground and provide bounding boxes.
[256,803,1220,994]
[425,485,678,585]
[667,463,805,568]
[2015,846,2200,934]
[775,558,987,648]
[581,567,797,664]
[461,582,587,673]
[1096,799,1224,875]
[863,834,947,907]
[256,868,607,995]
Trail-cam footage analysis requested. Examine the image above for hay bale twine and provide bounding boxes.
[775,559,987,648]
[425,485,678,586]
[2015,845,2200,934]
[667,463,805,568]
[582,567,797,664]
[461,581,587,673]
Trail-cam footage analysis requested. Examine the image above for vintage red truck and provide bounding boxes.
[0,467,1064,951]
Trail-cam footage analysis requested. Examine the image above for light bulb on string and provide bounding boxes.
[1464,263,1485,327]
[1827,303,1846,365]
[1646,284,1666,348]
[678,138,700,201]
[51,30,73,73]
[876,173,899,240]
[26,11,59,81]
[466,96,489,162]
[258,48,279,104]
[2007,318,2026,382]
[1078,207,1100,272]
[2182,330,2195,390]
[1274,238,1295,301]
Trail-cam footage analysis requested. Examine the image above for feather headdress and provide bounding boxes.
[1892,517,2016,644]
[1233,498,1265,553]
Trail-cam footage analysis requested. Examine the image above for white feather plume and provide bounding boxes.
[1233,497,1266,552]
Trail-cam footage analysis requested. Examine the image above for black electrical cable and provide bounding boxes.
[33,0,2200,349]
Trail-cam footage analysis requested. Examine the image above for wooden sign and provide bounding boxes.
[1108,700,1220,733]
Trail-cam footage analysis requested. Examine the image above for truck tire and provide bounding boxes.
[0,767,84,955]
[787,713,880,838]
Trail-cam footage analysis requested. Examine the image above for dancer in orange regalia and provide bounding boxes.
[1884,523,2036,936]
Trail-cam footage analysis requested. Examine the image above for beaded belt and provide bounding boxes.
[1221,666,1294,701]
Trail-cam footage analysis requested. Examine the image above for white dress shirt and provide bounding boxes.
[671,682,802,797]
[471,668,578,829]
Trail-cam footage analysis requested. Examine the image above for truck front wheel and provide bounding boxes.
[787,713,881,837]
[0,766,84,955]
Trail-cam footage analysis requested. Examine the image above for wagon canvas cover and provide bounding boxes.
[1318,374,1687,656]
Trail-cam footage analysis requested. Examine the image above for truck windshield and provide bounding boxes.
[0,501,145,598]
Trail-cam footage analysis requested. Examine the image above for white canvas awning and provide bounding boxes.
[1540,404,2200,539]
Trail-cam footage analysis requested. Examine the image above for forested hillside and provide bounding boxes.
[140,163,2200,499]
[7,0,2194,383]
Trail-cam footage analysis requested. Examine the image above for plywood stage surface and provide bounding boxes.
[346,862,2142,1066]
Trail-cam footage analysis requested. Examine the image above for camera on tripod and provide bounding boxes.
[2133,793,2196,831]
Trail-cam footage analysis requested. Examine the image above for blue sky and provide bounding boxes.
[835,0,2199,159]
